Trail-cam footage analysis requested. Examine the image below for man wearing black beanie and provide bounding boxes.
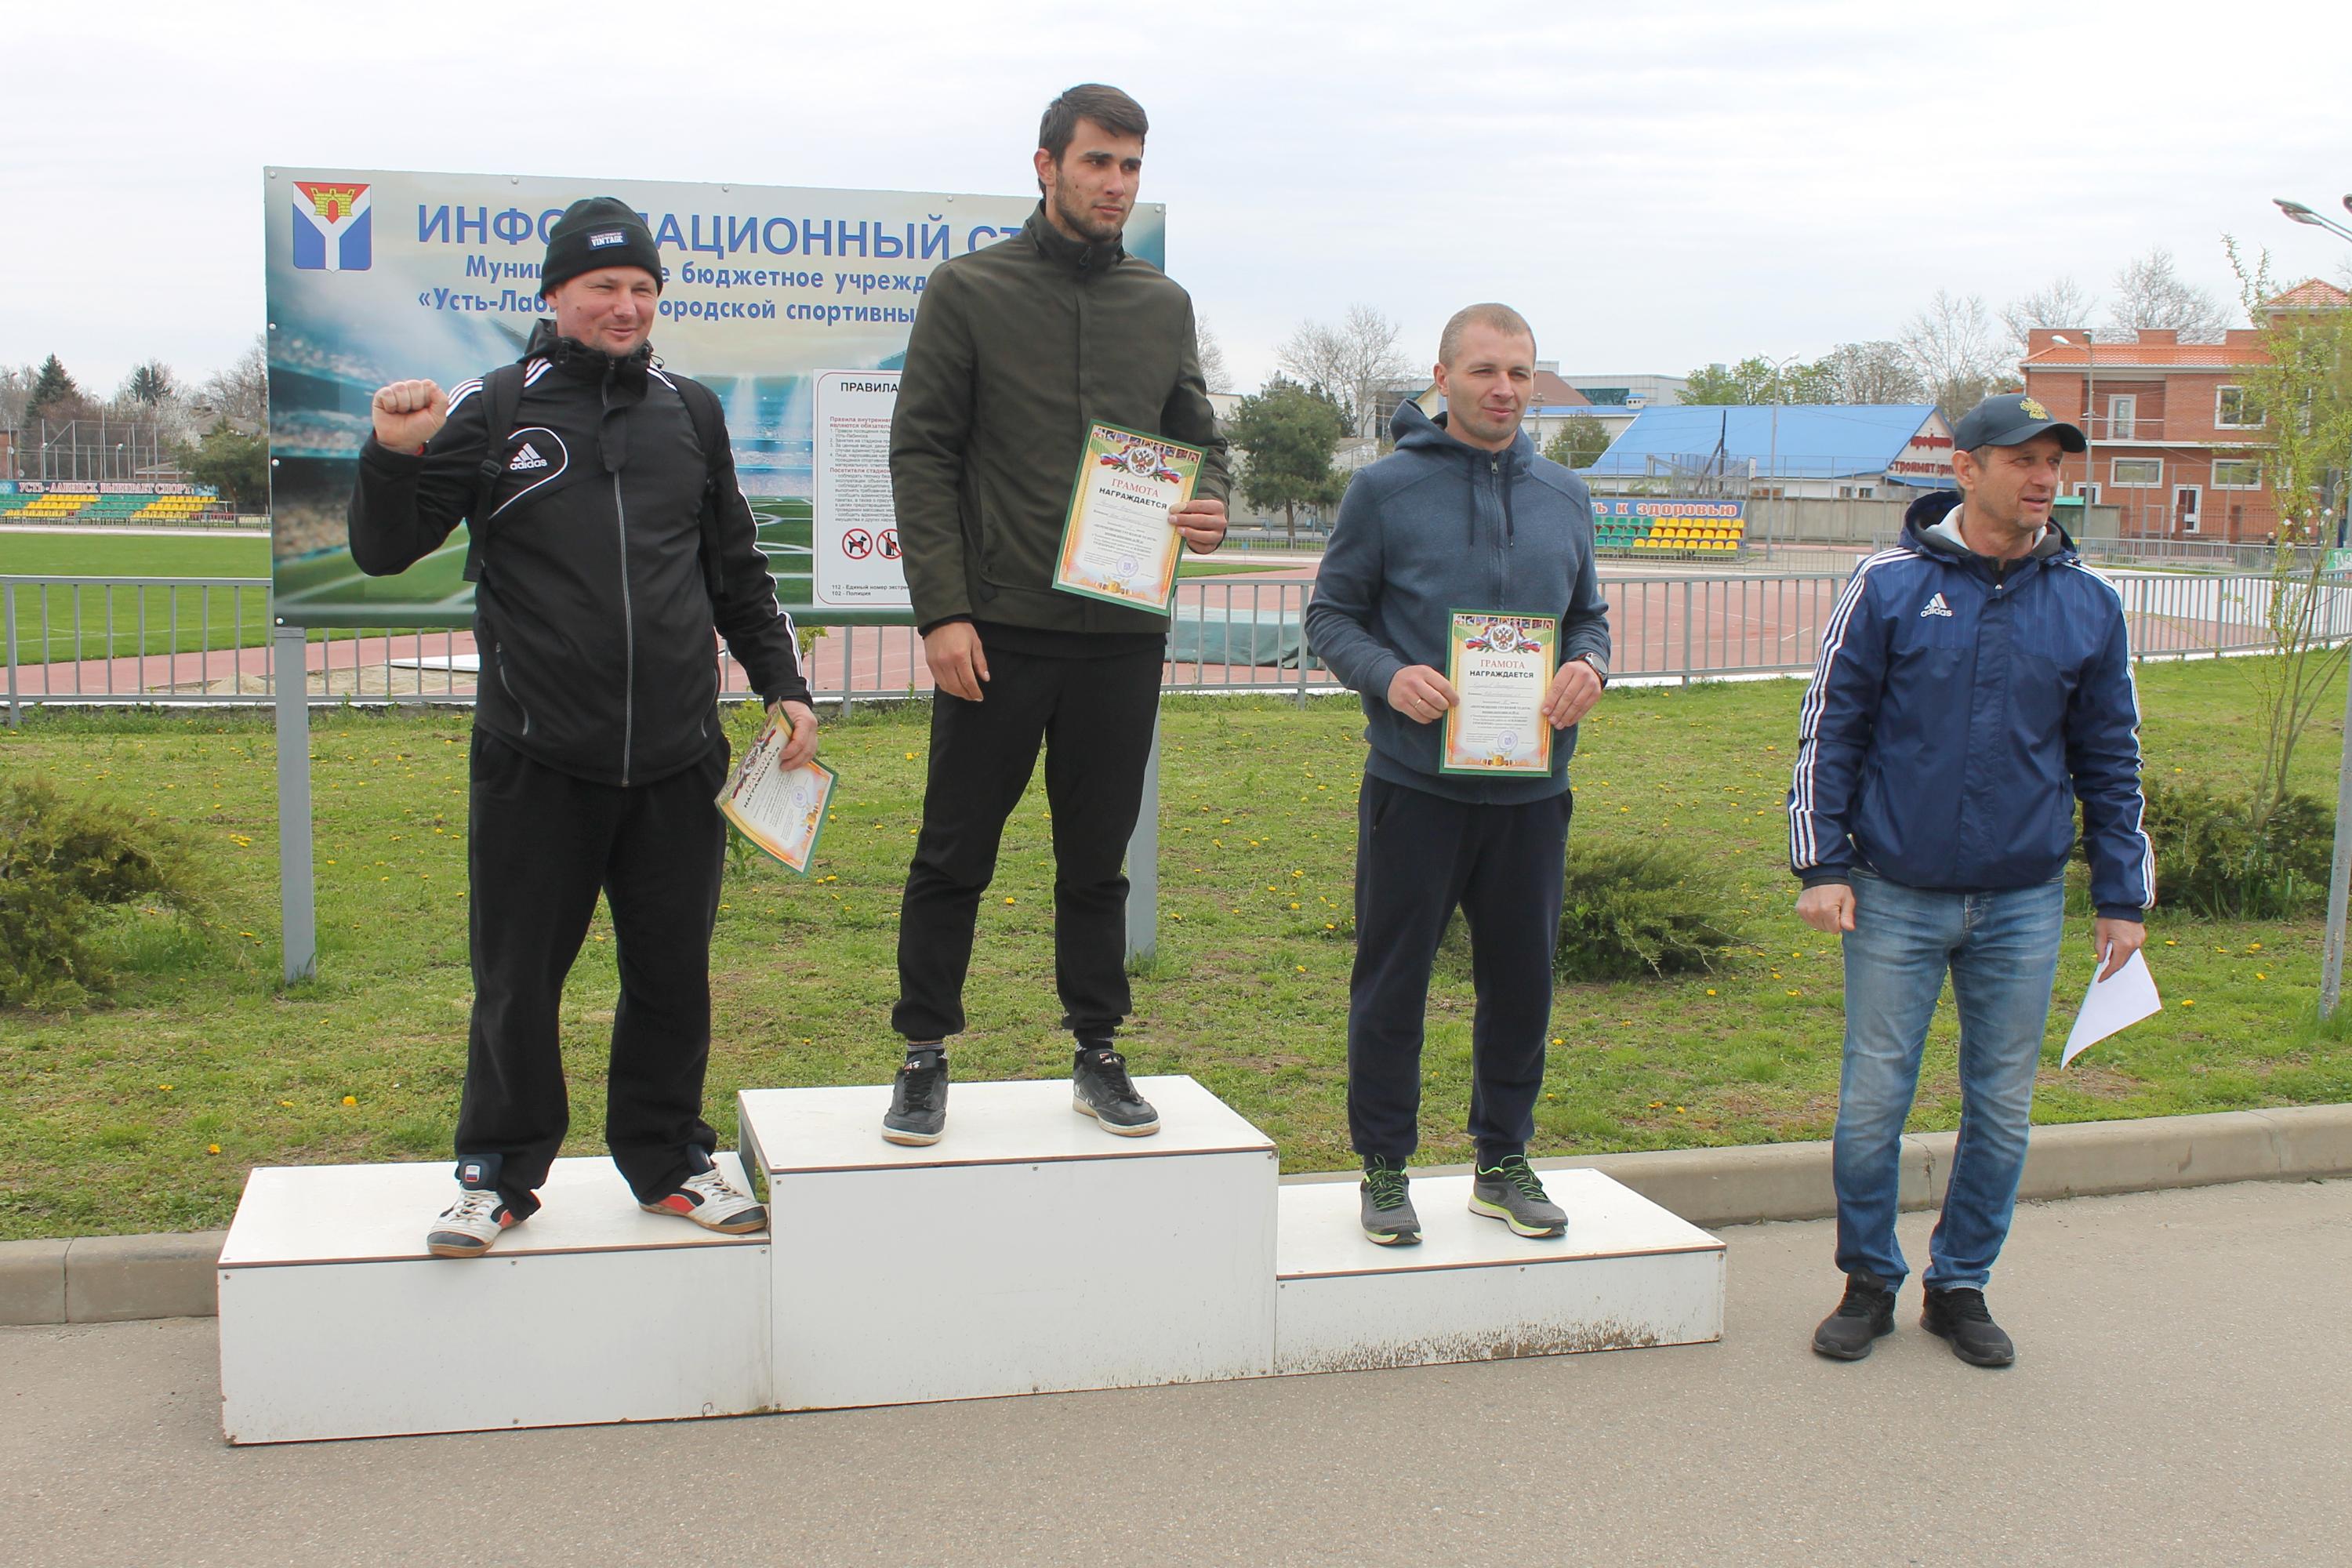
[349,195,817,1258]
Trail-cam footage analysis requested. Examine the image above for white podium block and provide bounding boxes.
[739,1076,1277,1409]
[1274,1170,1724,1375]
[217,1156,771,1444]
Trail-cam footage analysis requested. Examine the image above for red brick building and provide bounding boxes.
[2019,279,2349,542]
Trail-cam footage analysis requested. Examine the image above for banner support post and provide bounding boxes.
[274,623,317,985]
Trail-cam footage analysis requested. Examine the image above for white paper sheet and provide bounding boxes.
[2060,949,2162,1067]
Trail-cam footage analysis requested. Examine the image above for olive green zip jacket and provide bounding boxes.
[889,204,1232,636]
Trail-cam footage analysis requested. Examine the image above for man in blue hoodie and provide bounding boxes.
[1790,394,2152,1369]
[1305,303,1612,1247]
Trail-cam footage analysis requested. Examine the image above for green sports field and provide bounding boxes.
[0,532,273,662]
[272,499,817,615]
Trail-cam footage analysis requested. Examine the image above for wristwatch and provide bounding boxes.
[1575,652,1608,688]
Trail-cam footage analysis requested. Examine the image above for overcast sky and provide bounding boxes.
[8,0,2349,396]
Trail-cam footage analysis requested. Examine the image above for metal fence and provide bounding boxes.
[15,568,2352,725]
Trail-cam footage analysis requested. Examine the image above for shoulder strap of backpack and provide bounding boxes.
[671,374,731,604]
[461,361,529,585]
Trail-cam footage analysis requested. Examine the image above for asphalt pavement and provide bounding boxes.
[4,1179,2346,1568]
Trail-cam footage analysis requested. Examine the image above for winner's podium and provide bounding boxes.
[216,1075,1724,1442]
[738,1076,1280,1407]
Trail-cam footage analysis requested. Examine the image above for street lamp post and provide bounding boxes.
[2275,195,2352,1018]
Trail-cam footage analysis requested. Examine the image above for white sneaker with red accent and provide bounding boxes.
[426,1185,523,1258]
[639,1152,768,1235]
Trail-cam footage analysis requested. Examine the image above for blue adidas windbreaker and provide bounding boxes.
[1786,492,2154,920]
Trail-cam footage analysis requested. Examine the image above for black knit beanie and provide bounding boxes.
[541,198,663,294]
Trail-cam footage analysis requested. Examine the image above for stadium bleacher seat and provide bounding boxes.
[0,487,235,525]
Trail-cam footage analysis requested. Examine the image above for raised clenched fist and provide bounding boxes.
[371,379,447,453]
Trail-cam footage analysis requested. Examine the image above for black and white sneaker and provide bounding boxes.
[883,1049,949,1146]
[1073,1047,1160,1137]
[1360,1156,1421,1245]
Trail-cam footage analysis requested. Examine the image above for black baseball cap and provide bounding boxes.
[1952,393,2086,452]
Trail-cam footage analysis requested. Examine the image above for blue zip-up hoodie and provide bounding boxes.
[1787,489,2154,918]
[1305,400,1612,804]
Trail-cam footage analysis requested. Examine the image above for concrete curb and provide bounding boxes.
[1,1231,225,1327]
[5,1105,2349,1327]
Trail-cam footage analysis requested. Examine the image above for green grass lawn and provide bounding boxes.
[0,532,270,579]
[0,658,2344,1239]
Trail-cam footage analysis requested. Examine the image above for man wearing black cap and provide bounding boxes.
[1787,394,2152,1367]
[350,197,817,1257]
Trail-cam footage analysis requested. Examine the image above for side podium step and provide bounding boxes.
[216,1156,771,1444]
[1274,1170,1725,1374]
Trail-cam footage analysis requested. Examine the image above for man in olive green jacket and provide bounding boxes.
[881,82,1232,1147]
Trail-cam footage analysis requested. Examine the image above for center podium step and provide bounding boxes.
[738,1076,1279,1409]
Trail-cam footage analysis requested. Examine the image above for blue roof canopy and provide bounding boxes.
[1583,405,1944,481]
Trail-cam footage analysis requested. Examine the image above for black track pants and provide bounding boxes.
[891,642,1163,1042]
[456,730,728,1213]
[1345,773,1573,1165]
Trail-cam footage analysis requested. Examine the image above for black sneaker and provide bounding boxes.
[1922,1287,2016,1368]
[1072,1047,1160,1137]
[1468,1154,1568,1238]
[882,1050,949,1146]
[1359,1156,1420,1245]
[1811,1272,1897,1359]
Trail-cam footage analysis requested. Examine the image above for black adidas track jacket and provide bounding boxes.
[349,328,809,788]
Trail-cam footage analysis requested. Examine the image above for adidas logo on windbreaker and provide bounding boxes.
[1918,592,1954,618]
[507,442,550,472]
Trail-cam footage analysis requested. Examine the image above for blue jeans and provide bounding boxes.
[1831,868,2065,1292]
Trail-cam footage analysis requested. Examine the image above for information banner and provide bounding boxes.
[263,166,1167,624]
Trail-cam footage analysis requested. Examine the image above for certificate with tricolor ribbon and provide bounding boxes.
[1052,423,1201,612]
[1441,611,1556,776]
[716,713,835,875]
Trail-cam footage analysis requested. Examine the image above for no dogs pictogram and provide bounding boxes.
[842,528,874,560]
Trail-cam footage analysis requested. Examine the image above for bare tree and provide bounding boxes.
[1194,317,1233,396]
[196,335,269,430]
[1900,290,2011,423]
[2000,275,2099,354]
[2107,248,2232,336]
[0,364,33,430]
[1815,341,1926,405]
[1276,303,1412,440]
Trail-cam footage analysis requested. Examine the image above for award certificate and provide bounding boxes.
[1052,423,1202,612]
[715,713,836,875]
[1440,611,1557,776]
